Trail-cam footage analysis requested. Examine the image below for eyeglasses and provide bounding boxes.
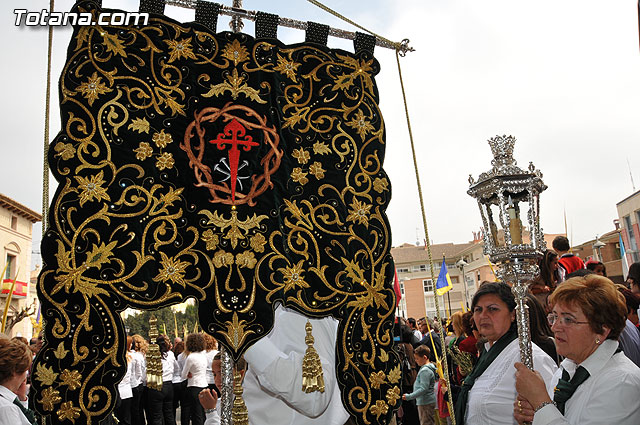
[547,313,589,327]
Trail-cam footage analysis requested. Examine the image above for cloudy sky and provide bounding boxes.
[2,0,639,268]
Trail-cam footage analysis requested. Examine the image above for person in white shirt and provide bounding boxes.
[514,275,640,425]
[145,335,176,425]
[181,333,208,425]
[116,335,134,425]
[0,335,34,425]
[130,334,147,425]
[204,334,219,391]
[454,282,557,425]
[241,303,349,425]
[199,352,246,425]
[172,340,185,422]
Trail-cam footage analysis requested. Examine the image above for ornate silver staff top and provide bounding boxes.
[467,135,547,369]
[220,346,234,425]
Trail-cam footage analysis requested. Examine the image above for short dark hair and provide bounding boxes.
[617,288,640,315]
[628,262,640,287]
[471,281,516,312]
[552,236,570,252]
[414,345,430,358]
[566,269,594,279]
[407,317,417,327]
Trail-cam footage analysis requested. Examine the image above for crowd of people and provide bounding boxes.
[3,233,640,425]
[394,236,640,425]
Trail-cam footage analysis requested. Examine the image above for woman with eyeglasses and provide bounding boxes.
[514,275,640,425]
[454,282,557,425]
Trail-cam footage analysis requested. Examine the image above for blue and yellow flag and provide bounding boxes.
[435,258,453,296]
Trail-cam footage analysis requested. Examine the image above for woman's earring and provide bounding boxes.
[595,338,601,345]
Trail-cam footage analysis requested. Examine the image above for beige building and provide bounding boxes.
[1,193,41,337]
[617,189,640,268]
[392,239,492,320]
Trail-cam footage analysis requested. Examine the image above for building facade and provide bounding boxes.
[0,193,41,337]
[617,189,640,270]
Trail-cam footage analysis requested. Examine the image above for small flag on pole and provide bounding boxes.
[620,232,630,280]
[435,257,453,296]
[393,269,402,306]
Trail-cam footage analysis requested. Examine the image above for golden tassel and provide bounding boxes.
[231,370,249,425]
[146,316,163,391]
[301,320,325,393]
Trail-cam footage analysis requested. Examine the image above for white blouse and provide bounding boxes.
[162,351,175,383]
[205,349,219,385]
[534,340,640,425]
[0,385,31,425]
[181,350,208,388]
[466,338,557,425]
[118,360,134,399]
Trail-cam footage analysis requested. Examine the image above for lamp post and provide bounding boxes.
[456,259,469,309]
[467,135,547,369]
[593,237,606,262]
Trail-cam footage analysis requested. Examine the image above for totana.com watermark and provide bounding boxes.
[14,9,149,26]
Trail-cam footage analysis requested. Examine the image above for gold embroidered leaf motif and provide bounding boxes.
[235,251,257,269]
[283,199,310,225]
[74,278,109,298]
[128,117,150,134]
[213,250,235,268]
[202,229,219,251]
[282,107,309,129]
[156,152,175,170]
[249,233,266,253]
[221,39,249,66]
[279,260,310,292]
[342,258,365,285]
[291,167,309,185]
[370,370,386,389]
[387,365,401,383]
[379,349,389,362]
[308,161,325,179]
[292,148,310,165]
[150,187,184,216]
[332,73,354,92]
[36,362,58,386]
[369,400,389,418]
[53,342,69,360]
[74,170,110,206]
[102,32,127,57]
[336,54,375,93]
[152,129,173,148]
[273,53,301,82]
[219,312,254,351]
[85,240,117,269]
[346,198,372,227]
[57,401,81,423]
[200,210,268,249]
[202,68,266,104]
[134,142,153,161]
[54,142,76,160]
[166,38,197,63]
[74,26,90,51]
[161,95,186,116]
[373,177,389,193]
[40,387,61,411]
[77,72,112,106]
[59,369,82,391]
[347,270,389,311]
[346,109,375,140]
[312,141,331,155]
[386,386,401,407]
[153,252,190,287]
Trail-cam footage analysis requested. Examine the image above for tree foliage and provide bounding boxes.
[123,304,200,339]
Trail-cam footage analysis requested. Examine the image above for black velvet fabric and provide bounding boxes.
[32,1,399,424]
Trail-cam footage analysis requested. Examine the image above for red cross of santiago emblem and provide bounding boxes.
[181,104,282,206]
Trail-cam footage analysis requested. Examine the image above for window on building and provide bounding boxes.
[423,279,433,293]
[10,216,18,231]
[5,254,16,280]
[397,267,409,274]
[624,215,639,262]
[400,282,405,295]
[412,264,427,272]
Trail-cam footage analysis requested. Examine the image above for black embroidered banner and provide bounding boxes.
[32,1,400,424]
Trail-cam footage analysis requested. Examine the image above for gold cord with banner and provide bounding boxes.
[42,0,54,233]
[395,50,457,424]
